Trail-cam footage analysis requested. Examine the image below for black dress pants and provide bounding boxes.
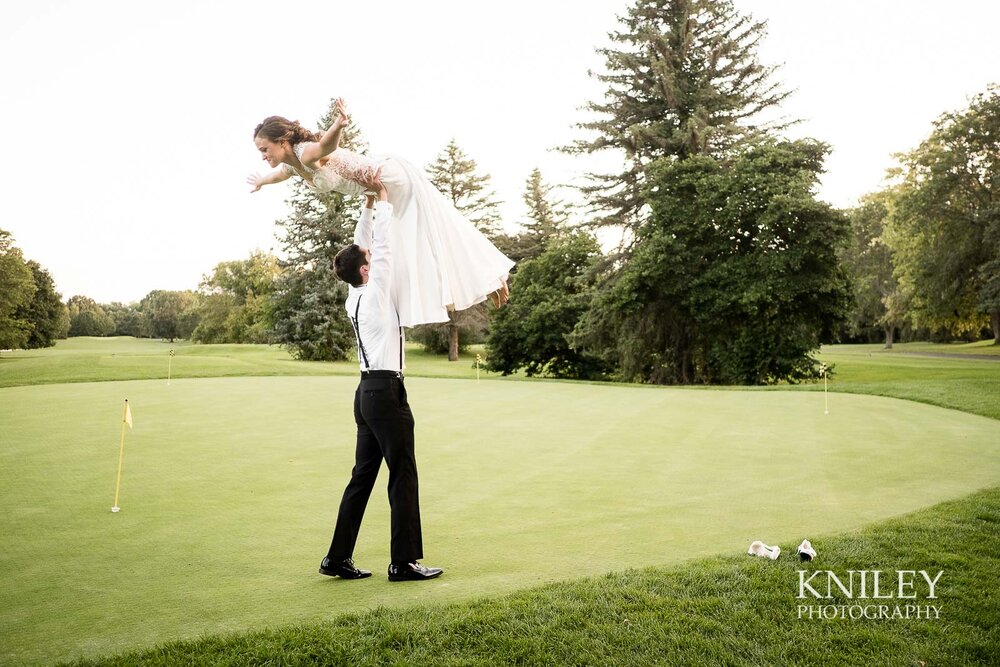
[328,375,423,564]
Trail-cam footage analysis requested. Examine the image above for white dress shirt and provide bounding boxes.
[345,201,405,372]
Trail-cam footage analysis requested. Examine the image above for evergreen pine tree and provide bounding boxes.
[270,100,368,361]
[414,139,505,361]
[426,139,503,237]
[519,167,569,260]
[567,0,790,231]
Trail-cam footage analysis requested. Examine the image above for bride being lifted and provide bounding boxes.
[248,98,513,327]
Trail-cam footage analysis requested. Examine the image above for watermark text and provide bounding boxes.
[795,569,943,621]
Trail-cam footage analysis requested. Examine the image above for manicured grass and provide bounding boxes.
[2,374,1000,665]
[0,337,490,388]
[812,344,1000,421]
[3,337,999,422]
[871,339,1000,356]
[2,337,998,664]
[66,487,1000,666]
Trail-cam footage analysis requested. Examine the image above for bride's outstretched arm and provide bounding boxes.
[300,97,349,164]
[247,168,292,192]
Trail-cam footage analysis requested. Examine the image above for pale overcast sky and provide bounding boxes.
[2,1,998,304]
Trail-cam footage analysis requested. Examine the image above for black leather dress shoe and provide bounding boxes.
[387,561,444,581]
[319,557,372,579]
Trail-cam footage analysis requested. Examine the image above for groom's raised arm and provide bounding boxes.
[351,153,388,247]
[366,196,394,305]
[353,195,376,249]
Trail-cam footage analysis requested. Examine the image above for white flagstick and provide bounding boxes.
[822,364,829,415]
[112,400,133,512]
[167,349,174,385]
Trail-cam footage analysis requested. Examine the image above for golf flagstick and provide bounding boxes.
[112,400,133,513]
[167,349,174,385]
[822,364,829,415]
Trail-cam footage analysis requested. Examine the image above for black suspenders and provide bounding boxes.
[351,295,370,370]
[350,293,403,371]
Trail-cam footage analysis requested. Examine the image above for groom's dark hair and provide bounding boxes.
[334,244,367,287]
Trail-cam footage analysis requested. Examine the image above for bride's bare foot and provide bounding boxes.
[488,279,510,308]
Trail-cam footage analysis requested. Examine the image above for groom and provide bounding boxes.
[322,182,443,583]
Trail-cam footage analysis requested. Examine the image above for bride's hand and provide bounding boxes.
[246,173,264,193]
[334,97,350,129]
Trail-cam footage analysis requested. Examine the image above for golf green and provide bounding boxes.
[2,376,999,665]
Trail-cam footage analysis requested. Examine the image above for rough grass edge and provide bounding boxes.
[65,486,1000,667]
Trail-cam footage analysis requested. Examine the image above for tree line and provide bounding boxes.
[2,0,996,384]
[0,229,67,351]
[840,88,999,346]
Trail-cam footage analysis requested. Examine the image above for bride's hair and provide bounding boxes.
[254,116,321,145]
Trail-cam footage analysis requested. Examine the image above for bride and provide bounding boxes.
[248,98,513,327]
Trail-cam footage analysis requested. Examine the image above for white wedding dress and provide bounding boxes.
[287,143,514,327]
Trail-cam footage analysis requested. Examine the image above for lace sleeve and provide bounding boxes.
[299,146,373,196]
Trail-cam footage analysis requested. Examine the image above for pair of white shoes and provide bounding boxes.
[747,538,816,561]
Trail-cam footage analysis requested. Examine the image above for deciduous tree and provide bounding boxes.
[67,295,115,338]
[887,86,1000,341]
[0,229,36,350]
[104,302,149,338]
[486,231,607,379]
[15,261,69,348]
[574,140,850,384]
[840,191,904,347]
[194,251,280,344]
[139,290,199,342]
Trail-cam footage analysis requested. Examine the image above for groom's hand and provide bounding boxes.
[358,165,384,193]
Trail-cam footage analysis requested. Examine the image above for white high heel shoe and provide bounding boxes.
[747,540,781,560]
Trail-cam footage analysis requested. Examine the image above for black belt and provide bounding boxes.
[361,370,403,379]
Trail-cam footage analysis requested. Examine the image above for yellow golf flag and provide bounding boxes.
[112,399,133,513]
